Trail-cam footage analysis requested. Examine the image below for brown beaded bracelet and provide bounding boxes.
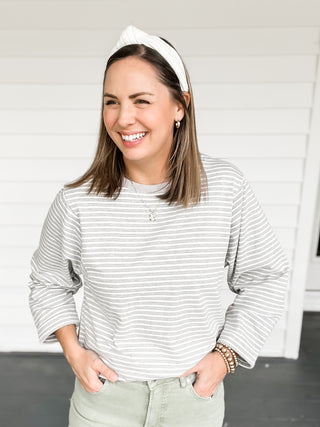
[214,347,231,373]
[214,342,239,374]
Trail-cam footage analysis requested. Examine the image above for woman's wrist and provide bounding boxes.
[54,324,83,364]
[213,342,239,374]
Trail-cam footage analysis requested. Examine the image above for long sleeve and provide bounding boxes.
[29,188,82,343]
[218,175,290,368]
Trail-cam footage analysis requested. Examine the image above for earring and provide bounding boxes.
[175,121,181,129]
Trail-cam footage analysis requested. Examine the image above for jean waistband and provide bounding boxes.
[146,372,197,391]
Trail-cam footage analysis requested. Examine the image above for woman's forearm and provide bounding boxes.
[54,324,83,364]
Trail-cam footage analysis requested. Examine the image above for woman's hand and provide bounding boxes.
[54,324,119,393]
[179,351,228,398]
[67,347,119,393]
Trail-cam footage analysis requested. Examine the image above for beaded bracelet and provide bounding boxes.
[214,342,239,374]
[214,347,231,373]
[220,343,239,367]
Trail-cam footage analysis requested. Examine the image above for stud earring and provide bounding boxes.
[175,121,181,129]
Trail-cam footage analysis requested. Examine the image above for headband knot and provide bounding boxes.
[108,26,189,92]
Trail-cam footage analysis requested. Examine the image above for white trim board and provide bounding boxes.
[284,53,320,358]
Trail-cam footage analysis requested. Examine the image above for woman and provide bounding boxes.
[29,26,290,427]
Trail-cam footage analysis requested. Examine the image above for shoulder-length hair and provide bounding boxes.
[66,41,207,207]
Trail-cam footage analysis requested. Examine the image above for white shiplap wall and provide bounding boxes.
[1,0,320,359]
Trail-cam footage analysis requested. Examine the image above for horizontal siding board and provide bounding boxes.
[0,58,106,84]
[0,83,314,109]
[0,310,34,325]
[0,205,49,225]
[228,159,304,182]
[185,56,317,83]
[263,205,299,227]
[275,228,296,249]
[0,135,97,158]
[1,266,33,287]
[0,182,66,202]
[0,247,35,267]
[199,136,306,158]
[0,135,306,159]
[197,110,310,134]
[0,56,316,84]
[0,159,304,182]
[0,226,41,248]
[163,28,320,56]
[0,324,61,351]
[0,1,320,29]
[0,109,310,134]
[194,84,314,109]
[0,84,102,109]
[0,287,30,308]
[0,266,30,286]
[0,159,90,182]
[0,110,101,134]
[252,183,302,204]
[0,28,318,56]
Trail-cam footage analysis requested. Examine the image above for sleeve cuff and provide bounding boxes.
[37,315,80,344]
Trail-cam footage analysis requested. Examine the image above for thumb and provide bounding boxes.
[95,359,119,382]
[179,363,198,378]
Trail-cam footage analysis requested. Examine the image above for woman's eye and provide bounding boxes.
[136,99,150,104]
[105,100,117,105]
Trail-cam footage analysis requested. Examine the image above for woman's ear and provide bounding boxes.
[183,91,190,107]
[175,92,190,122]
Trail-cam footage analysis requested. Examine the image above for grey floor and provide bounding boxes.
[1,312,319,427]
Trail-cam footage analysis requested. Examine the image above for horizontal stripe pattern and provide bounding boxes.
[29,155,290,381]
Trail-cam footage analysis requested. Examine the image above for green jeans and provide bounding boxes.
[69,372,225,426]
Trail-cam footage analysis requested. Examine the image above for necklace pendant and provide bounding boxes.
[149,211,157,222]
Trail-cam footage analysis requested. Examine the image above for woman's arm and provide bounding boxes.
[29,189,119,392]
[29,189,82,343]
[220,175,290,368]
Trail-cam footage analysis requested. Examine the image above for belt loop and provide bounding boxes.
[179,376,187,388]
[179,372,196,388]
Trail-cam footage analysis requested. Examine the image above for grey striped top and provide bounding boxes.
[29,154,290,382]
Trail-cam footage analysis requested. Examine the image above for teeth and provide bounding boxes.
[122,132,146,142]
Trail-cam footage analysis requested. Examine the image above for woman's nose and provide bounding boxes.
[117,104,135,127]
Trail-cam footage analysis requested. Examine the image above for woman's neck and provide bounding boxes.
[124,160,169,185]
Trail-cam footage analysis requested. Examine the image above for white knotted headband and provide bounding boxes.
[107,26,189,92]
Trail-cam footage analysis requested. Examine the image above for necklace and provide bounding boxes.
[129,180,163,222]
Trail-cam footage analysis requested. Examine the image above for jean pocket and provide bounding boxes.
[76,376,110,396]
[91,376,110,395]
[189,380,220,402]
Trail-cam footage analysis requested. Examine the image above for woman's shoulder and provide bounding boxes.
[200,153,245,188]
[62,181,91,196]
[47,181,94,216]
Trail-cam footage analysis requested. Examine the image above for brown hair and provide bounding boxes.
[66,41,207,207]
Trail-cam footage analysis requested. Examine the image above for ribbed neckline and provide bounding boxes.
[123,177,170,195]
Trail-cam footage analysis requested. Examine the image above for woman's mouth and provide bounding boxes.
[120,132,147,147]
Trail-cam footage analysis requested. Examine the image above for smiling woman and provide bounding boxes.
[65,32,204,206]
[28,25,290,427]
[103,56,187,183]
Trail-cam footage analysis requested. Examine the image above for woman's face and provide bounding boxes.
[103,56,184,175]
